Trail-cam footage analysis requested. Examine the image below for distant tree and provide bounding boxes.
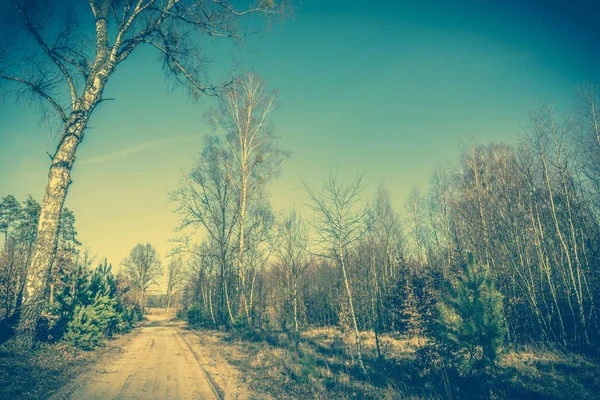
[0,195,22,244]
[0,237,26,320]
[121,243,162,315]
[15,196,41,258]
[48,208,81,305]
[366,184,404,356]
[166,257,185,312]
[274,208,310,345]
[404,188,428,270]
[0,0,286,346]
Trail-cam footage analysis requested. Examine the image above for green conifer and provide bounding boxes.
[437,255,506,376]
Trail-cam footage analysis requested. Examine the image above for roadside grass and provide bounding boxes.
[199,326,600,400]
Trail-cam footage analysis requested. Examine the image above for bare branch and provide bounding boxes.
[0,74,67,121]
[12,0,78,105]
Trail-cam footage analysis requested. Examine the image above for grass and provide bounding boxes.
[196,326,600,400]
[499,345,600,399]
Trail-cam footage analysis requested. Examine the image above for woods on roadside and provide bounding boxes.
[170,81,600,396]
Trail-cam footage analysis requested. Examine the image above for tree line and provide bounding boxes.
[173,81,600,382]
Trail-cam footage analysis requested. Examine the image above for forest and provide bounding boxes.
[1,0,600,399]
[3,82,600,399]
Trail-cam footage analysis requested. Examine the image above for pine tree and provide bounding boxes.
[401,276,422,345]
[437,255,506,376]
[62,261,134,348]
[0,195,22,244]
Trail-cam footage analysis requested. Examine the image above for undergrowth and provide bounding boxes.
[201,326,600,400]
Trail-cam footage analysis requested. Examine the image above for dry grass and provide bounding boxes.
[198,326,600,400]
[198,327,434,399]
[499,345,600,399]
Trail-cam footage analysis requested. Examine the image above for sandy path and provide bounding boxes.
[60,311,238,400]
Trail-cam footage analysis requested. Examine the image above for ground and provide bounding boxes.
[2,312,600,399]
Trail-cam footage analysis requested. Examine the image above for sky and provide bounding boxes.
[1,0,600,271]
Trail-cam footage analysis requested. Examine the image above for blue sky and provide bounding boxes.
[1,0,599,266]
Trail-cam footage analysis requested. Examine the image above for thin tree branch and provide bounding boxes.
[0,74,67,122]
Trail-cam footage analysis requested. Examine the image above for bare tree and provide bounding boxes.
[121,242,163,315]
[210,73,288,322]
[575,84,600,207]
[404,187,428,269]
[425,166,455,278]
[366,184,404,357]
[166,256,186,312]
[0,0,284,345]
[171,135,239,326]
[274,208,310,345]
[305,171,369,375]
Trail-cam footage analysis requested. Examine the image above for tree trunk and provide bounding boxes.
[238,173,248,323]
[140,290,146,316]
[371,252,382,360]
[209,284,216,326]
[339,242,367,375]
[224,281,235,326]
[16,116,86,346]
[14,44,112,344]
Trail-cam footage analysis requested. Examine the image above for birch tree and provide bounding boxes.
[305,171,369,375]
[210,73,288,322]
[0,0,284,346]
[171,135,239,326]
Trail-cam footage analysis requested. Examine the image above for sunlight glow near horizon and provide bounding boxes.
[1,0,599,270]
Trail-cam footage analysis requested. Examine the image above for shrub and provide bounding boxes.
[59,261,139,349]
[62,305,103,350]
[187,304,209,327]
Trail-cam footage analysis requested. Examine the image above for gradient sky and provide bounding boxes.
[1,0,599,270]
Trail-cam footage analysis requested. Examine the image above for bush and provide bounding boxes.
[63,292,123,349]
[62,305,104,350]
[58,261,139,349]
[187,304,209,327]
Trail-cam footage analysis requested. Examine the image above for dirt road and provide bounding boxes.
[54,311,248,400]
